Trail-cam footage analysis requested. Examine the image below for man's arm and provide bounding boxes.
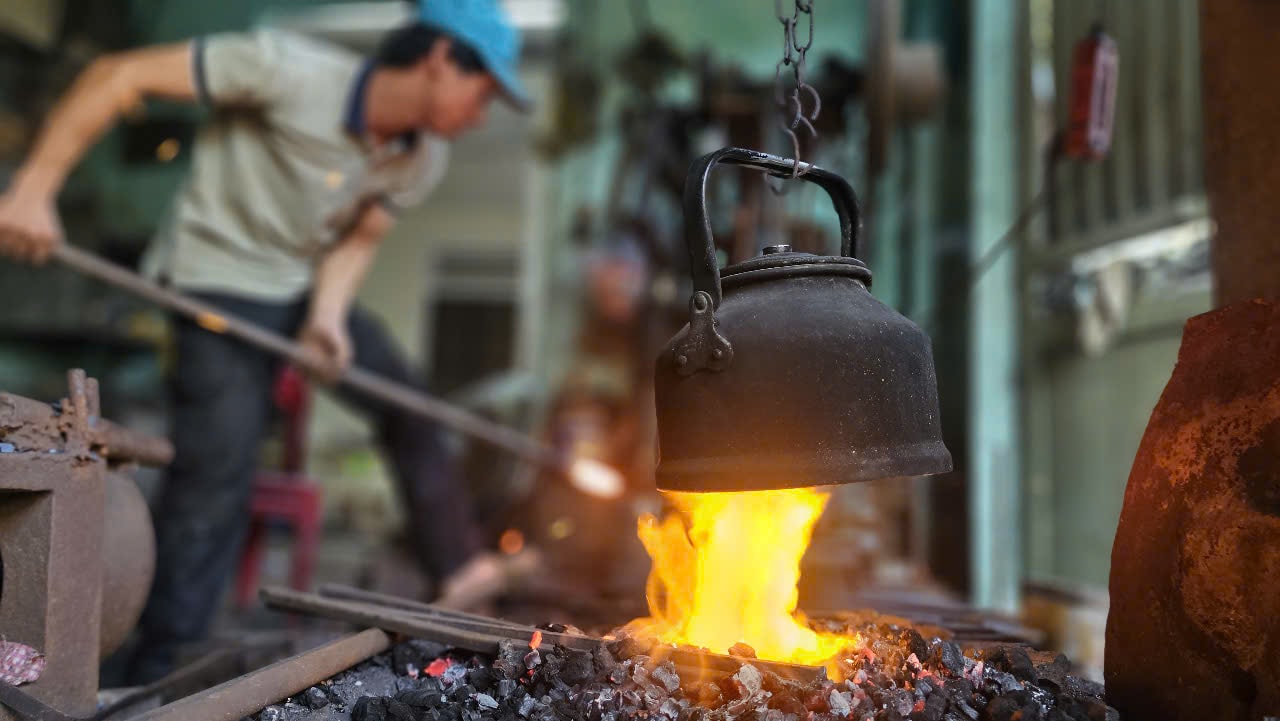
[0,43,197,263]
[298,203,397,381]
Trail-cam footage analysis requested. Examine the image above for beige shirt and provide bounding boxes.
[143,30,449,302]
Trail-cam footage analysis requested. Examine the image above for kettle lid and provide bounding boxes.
[720,246,873,291]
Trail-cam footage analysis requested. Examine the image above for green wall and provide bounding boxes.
[1026,290,1211,587]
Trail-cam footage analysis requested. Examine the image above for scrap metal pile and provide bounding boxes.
[253,618,1118,721]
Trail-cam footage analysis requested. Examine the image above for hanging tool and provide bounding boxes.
[49,244,624,499]
[1064,23,1118,161]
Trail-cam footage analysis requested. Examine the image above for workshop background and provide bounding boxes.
[0,0,1207,684]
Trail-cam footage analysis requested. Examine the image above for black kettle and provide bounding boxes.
[654,147,952,492]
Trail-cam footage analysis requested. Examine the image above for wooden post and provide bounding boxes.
[1201,0,1280,305]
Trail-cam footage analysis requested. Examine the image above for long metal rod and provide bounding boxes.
[52,244,563,473]
[263,587,553,654]
[262,587,826,684]
[131,629,392,721]
[0,683,77,721]
[317,583,535,630]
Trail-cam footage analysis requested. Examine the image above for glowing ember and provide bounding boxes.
[424,658,453,677]
[627,488,859,670]
[499,528,526,555]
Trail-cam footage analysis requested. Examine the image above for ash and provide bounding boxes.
[257,621,1119,721]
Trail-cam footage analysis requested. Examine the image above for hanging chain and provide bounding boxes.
[773,0,821,179]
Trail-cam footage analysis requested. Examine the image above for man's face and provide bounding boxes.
[417,39,500,139]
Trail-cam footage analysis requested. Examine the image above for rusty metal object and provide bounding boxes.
[0,371,166,721]
[1106,301,1280,719]
[129,630,391,721]
[100,471,156,656]
[0,448,105,719]
[0,389,173,467]
[263,586,828,685]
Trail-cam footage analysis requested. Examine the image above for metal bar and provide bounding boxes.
[0,647,349,721]
[264,587,826,683]
[317,584,535,632]
[89,649,244,721]
[92,421,175,467]
[50,244,565,476]
[0,684,77,721]
[263,587,574,654]
[131,629,391,721]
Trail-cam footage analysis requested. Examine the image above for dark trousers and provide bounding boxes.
[127,293,479,684]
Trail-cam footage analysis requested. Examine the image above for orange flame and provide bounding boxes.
[627,488,859,669]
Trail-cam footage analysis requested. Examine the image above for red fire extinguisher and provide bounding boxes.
[1064,24,1119,160]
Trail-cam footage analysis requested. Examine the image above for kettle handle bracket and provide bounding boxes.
[669,291,733,376]
[683,147,864,307]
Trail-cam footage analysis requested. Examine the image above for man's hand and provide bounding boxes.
[0,43,195,267]
[297,314,353,384]
[301,203,391,384]
[0,186,63,265]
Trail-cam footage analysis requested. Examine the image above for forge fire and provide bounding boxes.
[261,623,1116,721]
[625,488,857,672]
[252,488,1118,721]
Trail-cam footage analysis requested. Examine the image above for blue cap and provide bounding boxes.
[419,0,531,112]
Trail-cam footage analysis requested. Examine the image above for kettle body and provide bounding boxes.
[654,148,952,493]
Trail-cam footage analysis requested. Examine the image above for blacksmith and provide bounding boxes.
[0,0,529,682]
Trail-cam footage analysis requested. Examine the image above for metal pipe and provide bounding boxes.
[131,629,392,721]
[51,244,563,474]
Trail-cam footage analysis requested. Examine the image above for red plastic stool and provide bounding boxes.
[235,366,324,608]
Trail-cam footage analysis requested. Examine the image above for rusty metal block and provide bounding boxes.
[0,452,105,718]
[0,370,169,719]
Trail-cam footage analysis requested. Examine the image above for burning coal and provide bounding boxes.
[625,489,859,673]
[267,622,1118,721]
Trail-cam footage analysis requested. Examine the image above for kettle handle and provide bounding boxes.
[683,147,864,307]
